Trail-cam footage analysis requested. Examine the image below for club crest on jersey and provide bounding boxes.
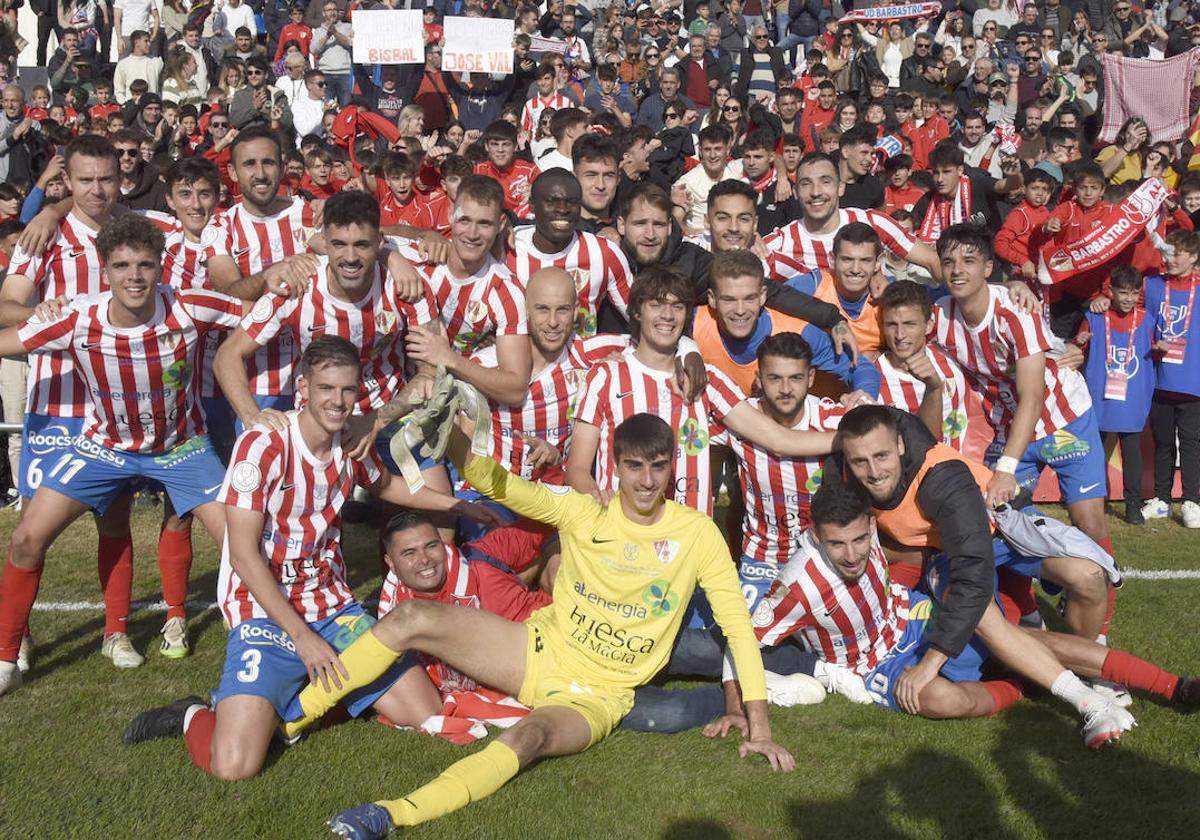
[464,299,490,327]
[250,296,275,323]
[570,269,590,293]
[752,588,783,627]
[677,418,709,455]
[653,538,679,565]
[1107,345,1139,377]
[374,310,397,335]
[230,461,262,493]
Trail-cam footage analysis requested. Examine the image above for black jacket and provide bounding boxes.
[824,409,995,659]
[117,164,169,212]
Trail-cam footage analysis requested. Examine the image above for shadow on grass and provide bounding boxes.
[661,820,734,839]
[786,704,1200,838]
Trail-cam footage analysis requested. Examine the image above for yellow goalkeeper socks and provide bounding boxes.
[379,740,521,827]
[282,629,401,740]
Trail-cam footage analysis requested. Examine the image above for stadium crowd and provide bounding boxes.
[0,0,1198,835]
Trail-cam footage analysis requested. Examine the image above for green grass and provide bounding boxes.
[2,505,1200,839]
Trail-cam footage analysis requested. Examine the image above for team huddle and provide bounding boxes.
[0,128,1198,840]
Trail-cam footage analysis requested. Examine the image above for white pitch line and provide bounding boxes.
[27,572,1200,612]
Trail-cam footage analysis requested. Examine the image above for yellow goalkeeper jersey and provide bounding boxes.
[463,456,767,703]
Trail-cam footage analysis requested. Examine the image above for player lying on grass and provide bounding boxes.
[277,387,805,838]
[710,483,1199,745]
[824,405,1149,746]
[122,336,501,779]
[0,215,243,696]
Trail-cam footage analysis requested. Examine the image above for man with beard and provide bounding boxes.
[957,113,1004,178]
[508,170,634,340]
[824,406,1140,748]
[774,88,802,136]
[766,154,942,284]
[229,56,293,134]
[112,129,169,212]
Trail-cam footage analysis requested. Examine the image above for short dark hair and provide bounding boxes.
[810,482,873,530]
[96,213,165,262]
[838,124,877,150]
[757,331,813,366]
[1166,228,1200,256]
[1109,265,1143,291]
[323,190,381,231]
[837,404,900,444]
[482,119,518,144]
[797,152,839,180]
[935,223,995,261]
[65,134,119,173]
[381,509,437,544]
[741,128,776,154]
[378,150,418,178]
[572,134,619,169]
[1071,161,1105,185]
[536,60,557,79]
[833,221,882,257]
[707,178,757,207]
[878,279,932,319]
[613,413,675,463]
[230,125,283,164]
[928,140,965,169]
[619,181,672,219]
[299,335,362,378]
[549,107,589,142]
[163,157,222,193]
[698,123,733,147]
[1024,167,1058,190]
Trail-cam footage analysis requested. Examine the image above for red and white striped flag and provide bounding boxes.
[1099,50,1200,144]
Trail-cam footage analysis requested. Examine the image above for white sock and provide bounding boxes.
[182,703,208,733]
[1050,670,1104,713]
[812,659,830,688]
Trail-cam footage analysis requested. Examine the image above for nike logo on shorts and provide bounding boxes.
[1078,482,1101,494]
[203,484,223,495]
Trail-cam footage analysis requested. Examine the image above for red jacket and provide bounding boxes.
[910,116,949,171]
[274,23,314,61]
[994,201,1052,272]
[474,159,538,219]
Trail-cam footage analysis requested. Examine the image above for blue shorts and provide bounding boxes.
[18,414,85,499]
[990,410,1106,504]
[212,602,414,721]
[863,591,991,711]
[738,557,779,612]
[200,397,237,466]
[38,434,227,516]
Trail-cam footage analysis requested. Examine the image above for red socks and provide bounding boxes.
[888,562,923,590]
[98,534,134,637]
[996,569,1038,624]
[0,558,42,661]
[1100,584,1117,639]
[983,679,1025,715]
[1101,649,1179,701]
[184,706,216,774]
[158,527,194,621]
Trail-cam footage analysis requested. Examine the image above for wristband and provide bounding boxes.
[993,455,1019,475]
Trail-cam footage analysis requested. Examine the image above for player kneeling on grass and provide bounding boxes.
[273,396,793,839]
[0,215,241,697]
[122,336,502,779]
[713,482,1200,735]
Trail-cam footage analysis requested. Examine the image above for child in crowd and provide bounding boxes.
[1075,266,1159,523]
[1144,229,1200,527]
[883,154,924,214]
[995,167,1059,283]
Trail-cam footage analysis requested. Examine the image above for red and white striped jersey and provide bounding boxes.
[415,254,525,354]
[521,92,574,133]
[472,333,628,479]
[7,212,106,417]
[575,348,746,515]
[142,210,234,399]
[751,529,909,675]
[17,286,244,453]
[764,208,918,273]
[728,395,845,565]
[931,285,1091,442]
[507,228,633,338]
[875,346,973,452]
[219,197,318,396]
[218,411,385,627]
[240,258,437,413]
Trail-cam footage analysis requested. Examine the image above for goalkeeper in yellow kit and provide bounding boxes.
[292,386,799,838]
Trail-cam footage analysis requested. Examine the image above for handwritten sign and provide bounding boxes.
[352,10,425,65]
[442,16,514,75]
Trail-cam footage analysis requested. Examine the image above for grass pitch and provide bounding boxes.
[1,506,1198,840]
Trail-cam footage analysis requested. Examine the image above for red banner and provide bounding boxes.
[1037,178,1170,286]
[839,1,942,23]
